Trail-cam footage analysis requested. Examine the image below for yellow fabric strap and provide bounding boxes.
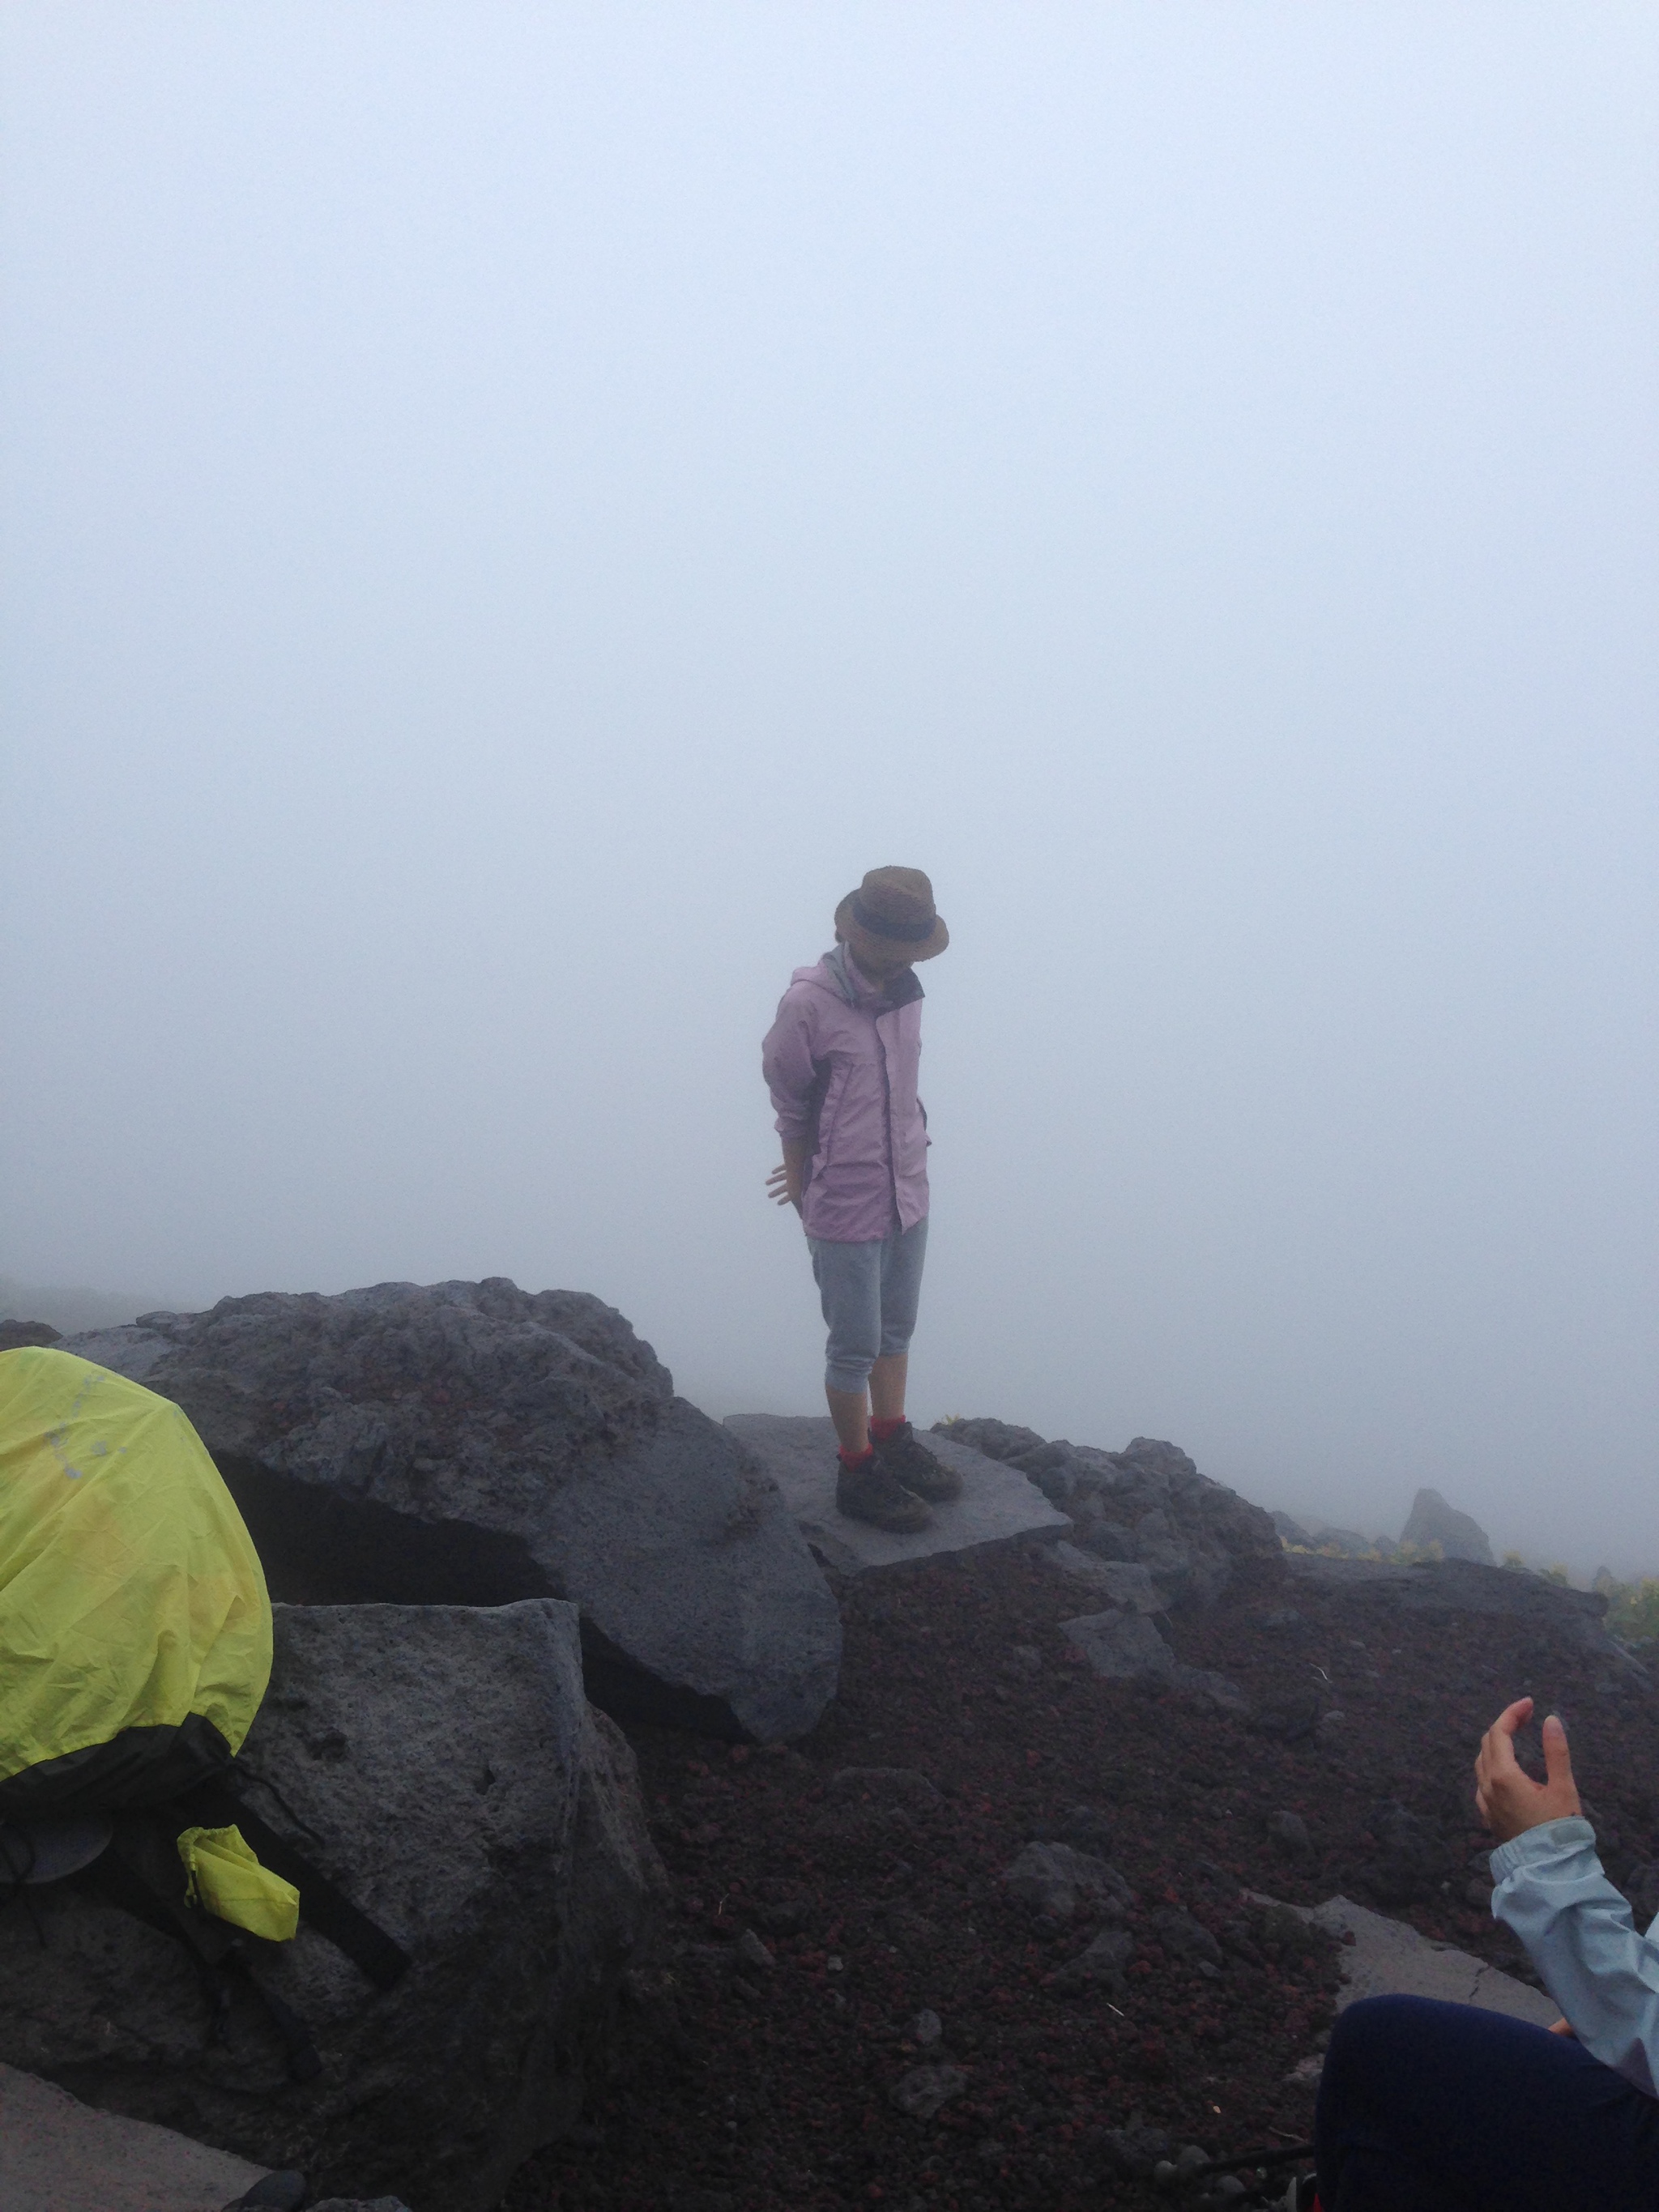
[177,1824,300,1943]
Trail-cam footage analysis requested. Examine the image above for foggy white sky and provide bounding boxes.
[2,6,1655,1574]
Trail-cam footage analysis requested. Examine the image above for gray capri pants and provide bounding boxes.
[807,1217,928,1394]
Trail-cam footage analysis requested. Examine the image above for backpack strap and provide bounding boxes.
[179,1778,411,1993]
[83,1817,322,2084]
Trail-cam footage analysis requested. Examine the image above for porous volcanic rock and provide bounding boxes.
[933,1422,1280,1607]
[1283,1553,1646,1677]
[1400,1487,1495,1566]
[309,2201,413,2210]
[58,1279,841,1741]
[0,1319,60,1352]
[1002,1841,1134,1921]
[1354,1797,1451,1907]
[1060,1607,1251,1713]
[0,1599,666,2212]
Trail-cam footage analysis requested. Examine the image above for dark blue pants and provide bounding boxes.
[1316,1997,1659,2212]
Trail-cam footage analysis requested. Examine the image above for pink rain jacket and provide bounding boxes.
[762,945,930,1243]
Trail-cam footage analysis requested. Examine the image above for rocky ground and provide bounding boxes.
[504,1537,1659,2212]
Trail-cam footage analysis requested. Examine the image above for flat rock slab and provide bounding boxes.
[0,2062,267,2212]
[723,1417,1070,1577]
[1260,1894,1559,2025]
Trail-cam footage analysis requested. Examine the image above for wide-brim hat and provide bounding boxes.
[834,866,949,963]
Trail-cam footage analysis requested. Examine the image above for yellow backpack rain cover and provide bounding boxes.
[0,1346,272,1796]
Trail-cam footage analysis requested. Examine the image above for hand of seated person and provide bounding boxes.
[1474,1696,1583,1845]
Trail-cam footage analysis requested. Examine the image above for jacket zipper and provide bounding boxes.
[875,1013,900,1230]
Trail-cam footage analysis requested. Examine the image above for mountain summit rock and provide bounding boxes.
[1401,1486,1495,1566]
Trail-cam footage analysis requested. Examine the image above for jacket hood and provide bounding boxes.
[791,947,925,1012]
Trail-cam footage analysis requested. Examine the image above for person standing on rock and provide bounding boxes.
[762,867,962,1532]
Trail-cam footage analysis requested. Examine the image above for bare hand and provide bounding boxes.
[765,1160,802,1213]
[1548,2018,1576,2038]
[1474,1698,1582,1844]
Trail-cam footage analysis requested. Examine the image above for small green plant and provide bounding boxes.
[1606,1579,1659,1643]
[1501,1551,1527,1571]
[1540,1563,1570,1586]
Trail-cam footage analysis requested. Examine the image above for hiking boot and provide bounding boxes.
[836,1455,933,1532]
[871,1421,963,1502]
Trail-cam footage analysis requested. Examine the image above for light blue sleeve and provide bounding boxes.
[1491,1815,1659,2095]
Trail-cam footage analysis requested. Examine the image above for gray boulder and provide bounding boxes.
[929,1417,1047,1464]
[890,2064,966,2120]
[934,1426,1280,1608]
[1062,1606,1179,1682]
[1060,1608,1251,1715]
[1003,1843,1135,1922]
[1147,1906,1222,1967]
[1271,1511,1311,1546]
[1050,1927,1135,1993]
[0,1599,664,2212]
[1400,1488,1495,1566]
[58,1279,841,1741]
[1038,1546,1164,1613]
[1355,1796,1451,1907]
[1267,1810,1313,1858]
[0,1318,62,1352]
[1283,1553,1646,1679]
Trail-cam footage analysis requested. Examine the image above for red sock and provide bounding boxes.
[838,1445,876,1469]
[868,1416,906,1442]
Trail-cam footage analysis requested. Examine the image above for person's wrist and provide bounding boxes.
[1491,1813,1588,1868]
[1498,1799,1578,1843]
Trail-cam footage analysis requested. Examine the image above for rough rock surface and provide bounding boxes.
[889,2063,966,2120]
[1002,1842,1135,1922]
[0,1600,666,2212]
[1049,1927,1136,1993]
[1354,1796,1453,1907]
[59,1279,841,1741]
[933,1423,1280,1607]
[1038,1545,1166,1613]
[1400,1487,1495,1566]
[309,2201,414,2210]
[1260,1895,1560,2026]
[0,1318,62,1352]
[520,1515,1659,2212]
[1060,1607,1251,1713]
[0,2061,267,2212]
[1284,1552,1648,1679]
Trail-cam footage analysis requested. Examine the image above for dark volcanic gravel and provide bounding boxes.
[502,1544,1659,2212]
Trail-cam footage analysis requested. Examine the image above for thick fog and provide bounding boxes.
[2,6,1655,1575]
